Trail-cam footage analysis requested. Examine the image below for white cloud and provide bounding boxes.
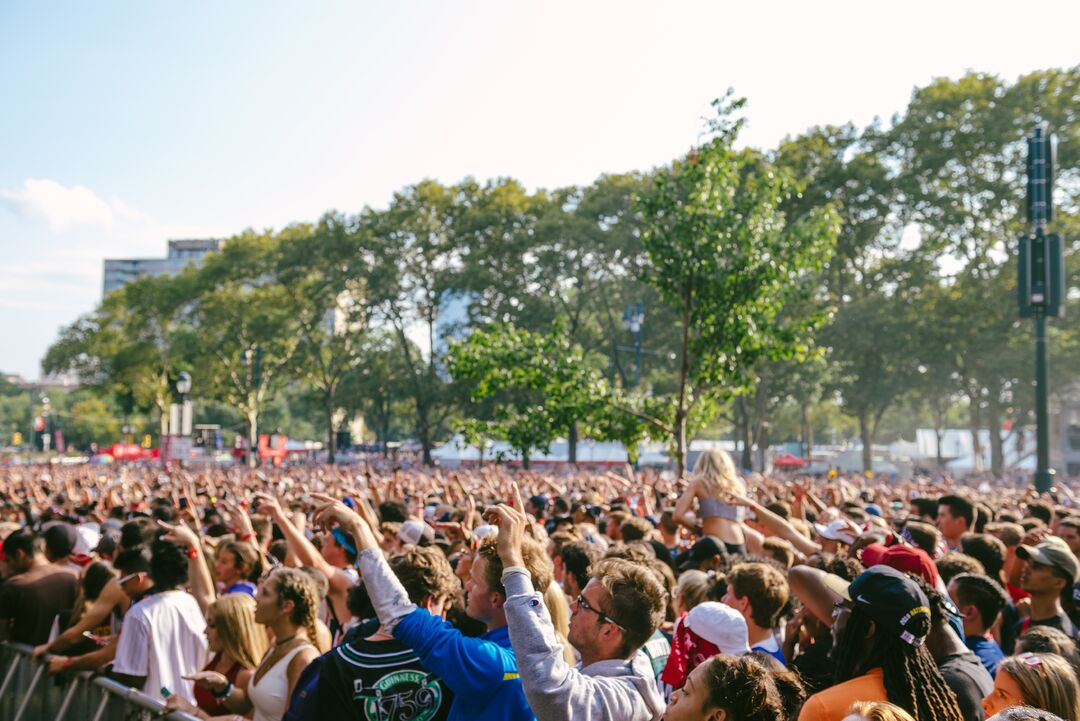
[0,178,158,232]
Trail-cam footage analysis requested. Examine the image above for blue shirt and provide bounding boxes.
[394,610,535,721]
[965,635,1005,677]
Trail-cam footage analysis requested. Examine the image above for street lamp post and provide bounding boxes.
[1018,126,1065,493]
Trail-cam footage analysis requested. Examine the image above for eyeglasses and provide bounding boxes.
[117,572,142,586]
[575,594,627,632]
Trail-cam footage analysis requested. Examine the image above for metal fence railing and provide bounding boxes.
[0,642,202,721]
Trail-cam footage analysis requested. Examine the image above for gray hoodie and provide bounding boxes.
[502,567,665,721]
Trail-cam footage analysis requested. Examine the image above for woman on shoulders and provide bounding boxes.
[673,449,748,554]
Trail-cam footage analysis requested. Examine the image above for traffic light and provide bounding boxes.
[12,432,23,446]
[141,434,153,449]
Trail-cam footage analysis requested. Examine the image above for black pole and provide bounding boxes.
[1035,311,1052,492]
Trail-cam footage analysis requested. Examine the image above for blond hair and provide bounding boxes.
[693,448,744,497]
[998,652,1080,721]
[210,594,267,670]
[543,583,576,665]
[845,701,916,721]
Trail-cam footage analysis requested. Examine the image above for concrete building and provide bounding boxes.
[102,239,222,296]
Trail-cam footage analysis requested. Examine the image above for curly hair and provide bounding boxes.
[476,536,552,597]
[267,567,322,652]
[593,558,666,657]
[390,545,461,606]
[698,654,785,721]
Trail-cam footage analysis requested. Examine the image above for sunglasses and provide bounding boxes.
[575,594,627,633]
[117,571,142,586]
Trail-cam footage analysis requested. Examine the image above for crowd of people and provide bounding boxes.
[1,450,1079,721]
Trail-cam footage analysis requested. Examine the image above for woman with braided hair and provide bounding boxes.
[797,566,965,721]
[166,567,321,721]
[662,653,786,721]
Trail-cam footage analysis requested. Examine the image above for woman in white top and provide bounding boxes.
[166,567,321,721]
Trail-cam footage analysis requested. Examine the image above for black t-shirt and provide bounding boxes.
[317,635,453,721]
[1007,608,1078,654]
[938,650,994,721]
[791,635,834,694]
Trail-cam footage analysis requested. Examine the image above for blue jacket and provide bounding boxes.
[395,611,534,721]
[358,548,535,721]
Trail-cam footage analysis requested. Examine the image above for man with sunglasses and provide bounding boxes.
[486,499,666,721]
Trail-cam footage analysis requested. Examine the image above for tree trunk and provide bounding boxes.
[326,395,337,464]
[969,397,983,472]
[736,397,753,471]
[246,404,259,469]
[933,403,945,468]
[675,408,688,479]
[859,411,873,473]
[801,402,811,459]
[987,401,1004,478]
[522,452,531,471]
[568,421,578,466]
[674,279,693,478]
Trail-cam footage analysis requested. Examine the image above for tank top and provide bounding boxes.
[193,653,243,716]
[698,496,746,522]
[249,642,313,721]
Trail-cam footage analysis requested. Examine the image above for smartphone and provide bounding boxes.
[179,497,189,510]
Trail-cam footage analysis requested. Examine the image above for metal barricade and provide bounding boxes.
[0,643,201,721]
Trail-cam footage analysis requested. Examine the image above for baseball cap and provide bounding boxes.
[676,536,727,571]
[399,520,425,546]
[685,602,751,655]
[859,543,938,586]
[829,565,933,647]
[1017,537,1079,585]
[814,519,859,545]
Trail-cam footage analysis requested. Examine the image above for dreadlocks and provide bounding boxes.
[832,605,964,721]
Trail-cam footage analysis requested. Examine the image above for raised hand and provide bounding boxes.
[157,519,200,548]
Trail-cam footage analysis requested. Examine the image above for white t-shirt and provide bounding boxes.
[112,590,208,700]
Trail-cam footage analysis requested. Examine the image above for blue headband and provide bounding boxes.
[332,527,358,558]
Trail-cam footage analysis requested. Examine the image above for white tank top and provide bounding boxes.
[248,643,312,721]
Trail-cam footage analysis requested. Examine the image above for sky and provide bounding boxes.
[2,1,1078,381]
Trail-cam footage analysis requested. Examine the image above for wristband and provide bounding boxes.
[187,546,199,559]
[213,680,234,699]
[239,532,254,542]
[63,657,72,670]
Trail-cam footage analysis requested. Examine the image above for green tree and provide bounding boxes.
[635,95,839,475]
[186,230,302,466]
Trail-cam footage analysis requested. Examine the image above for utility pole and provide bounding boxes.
[1018,125,1065,493]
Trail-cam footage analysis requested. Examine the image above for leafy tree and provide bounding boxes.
[635,95,839,475]
[276,213,368,462]
[360,180,468,464]
[185,230,302,466]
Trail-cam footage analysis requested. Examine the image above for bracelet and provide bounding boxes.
[239,532,254,542]
[63,657,72,670]
[187,546,199,559]
[213,680,234,698]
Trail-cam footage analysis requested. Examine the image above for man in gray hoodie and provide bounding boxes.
[486,499,667,721]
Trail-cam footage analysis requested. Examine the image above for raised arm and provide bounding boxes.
[254,492,338,581]
[158,520,216,615]
[672,479,699,528]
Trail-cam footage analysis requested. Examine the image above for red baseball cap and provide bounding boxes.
[860,543,938,585]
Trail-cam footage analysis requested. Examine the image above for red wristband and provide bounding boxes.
[239,532,254,542]
[187,546,199,559]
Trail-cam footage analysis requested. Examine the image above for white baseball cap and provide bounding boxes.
[685,602,751,655]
